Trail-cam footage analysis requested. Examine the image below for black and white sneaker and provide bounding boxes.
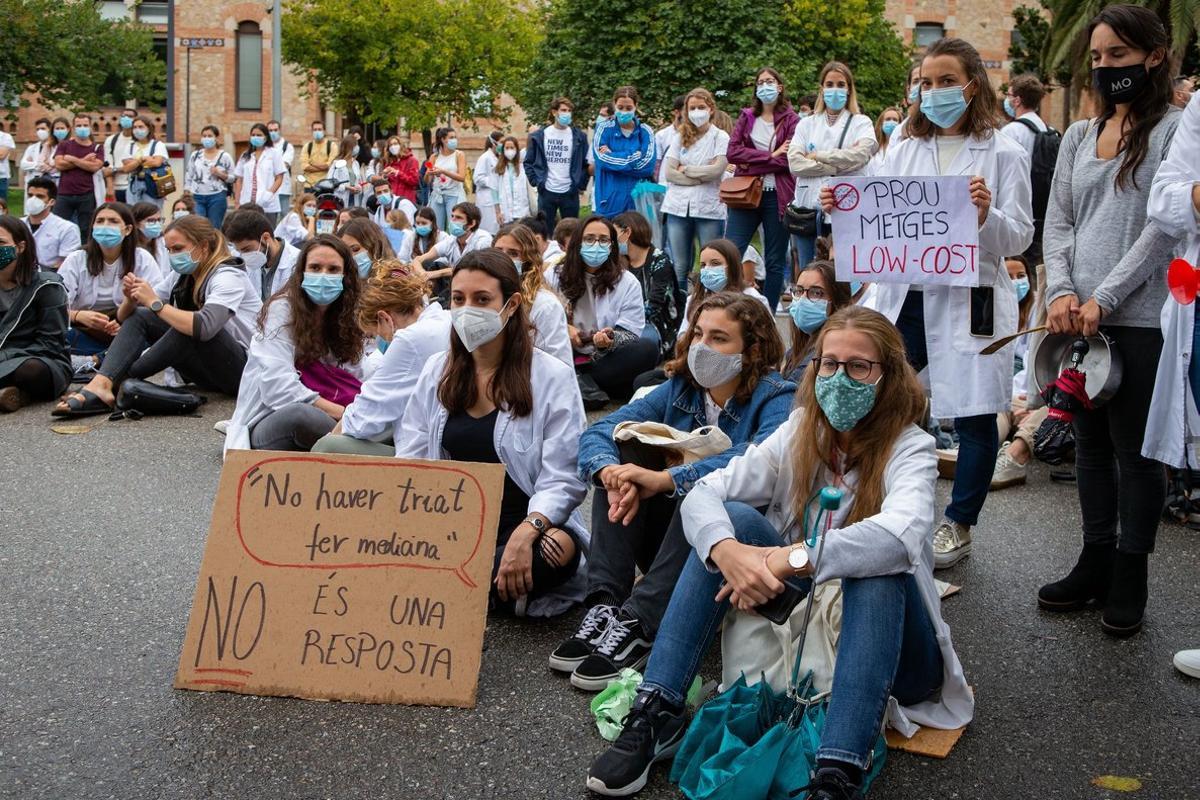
[571,612,652,691]
[586,689,685,797]
[549,604,616,673]
[791,766,865,800]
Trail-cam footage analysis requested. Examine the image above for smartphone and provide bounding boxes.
[970,286,995,338]
[755,578,810,625]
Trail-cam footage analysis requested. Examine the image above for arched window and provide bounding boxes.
[236,21,263,111]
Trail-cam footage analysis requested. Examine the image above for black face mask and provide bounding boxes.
[1092,63,1149,104]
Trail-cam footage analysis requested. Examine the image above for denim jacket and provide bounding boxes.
[577,371,797,496]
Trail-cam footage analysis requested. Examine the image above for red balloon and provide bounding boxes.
[1167,258,1199,305]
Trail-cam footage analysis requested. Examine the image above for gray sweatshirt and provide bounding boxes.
[1043,109,1181,328]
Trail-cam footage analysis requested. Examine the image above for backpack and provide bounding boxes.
[1015,118,1061,224]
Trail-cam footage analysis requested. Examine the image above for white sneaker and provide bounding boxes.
[933,520,972,569]
[213,419,230,435]
[1174,649,1200,678]
[991,443,1027,489]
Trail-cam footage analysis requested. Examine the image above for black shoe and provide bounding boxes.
[1037,543,1114,611]
[586,689,685,797]
[1101,551,1147,637]
[790,766,864,800]
[572,613,652,691]
[549,604,616,673]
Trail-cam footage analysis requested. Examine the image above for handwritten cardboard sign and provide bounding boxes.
[830,175,980,288]
[174,450,504,708]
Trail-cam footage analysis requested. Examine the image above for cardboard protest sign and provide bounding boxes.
[175,450,504,708]
[830,175,980,288]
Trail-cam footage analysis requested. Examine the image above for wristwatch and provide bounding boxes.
[149,299,164,313]
[524,515,547,534]
[787,544,810,575]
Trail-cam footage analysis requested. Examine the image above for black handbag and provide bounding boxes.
[115,379,207,416]
[784,115,853,238]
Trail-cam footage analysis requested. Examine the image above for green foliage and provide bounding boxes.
[281,0,542,130]
[520,0,911,125]
[1043,0,1200,80]
[0,0,164,117]
[1009,4,1074,86]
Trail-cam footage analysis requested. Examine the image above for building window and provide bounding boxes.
[914,22,945,48]
[137,1,169,26]
[236,21,264,111]
[98,1,129,21]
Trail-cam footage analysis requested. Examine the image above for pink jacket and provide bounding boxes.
[726,105,799,217]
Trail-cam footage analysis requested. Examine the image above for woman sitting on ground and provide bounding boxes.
[586,306,972,799]
[55,215,262,416]
[0,217,70,413]
[337,216,396,281]
[613,210,682,362]
[783,258,854,380]
[678,238,769,337]
[395,250,589,617]
[131,201,168,274]
[225,235,365,452]
[312,261,451,456]
[493,223,573,366]
[991,254,1046,489]
[552,292,795,691]
[274,192,317,247]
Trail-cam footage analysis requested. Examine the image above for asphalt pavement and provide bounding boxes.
[2,396,1198,800]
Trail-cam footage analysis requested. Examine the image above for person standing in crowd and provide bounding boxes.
[56,215,261,416]
[101,109,137,203]
[326,134,366,209]
[473,131,506,234]
[1143,89,1200,674]
[0,216,70,413]
[654,95,685,184]
[782,259,854,380]
[585,306,971,799]
[662,88,730,292]
[266,120,294,213]
[554,293,794,690]
[1171,75,1194,108]
[380,135,420,205]
[545,215,657,400]
[612,211,681,361]
[225,235,364,452]
[1038,5,1181,638]
[53,114,104,241]
[724,67,800,314]
[120,117,167,210]
[299,120,334,187]
[19,118,59,188]
[1000,74,1052,262]
[275,192,317,247]
[788,61,878,291]
[494,137,532,226]
[395,250,589,617]
[233,123,287,225]
[22,177,80,269]
[866,107,903,175]
[224,209,300,302]
[494,222,573,366]
[526,98,589,224]
[823,36,1033,570]
[185,125,235,228]
[592,87,656,217]
[426,127,468,230]
[587,101,617,179]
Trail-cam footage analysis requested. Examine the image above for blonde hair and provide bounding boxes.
[495,223,544,312]
[356,260,428,330]
[292,192,316,215]
[813,61,862,116]
[163,214,234,306]
[679,87,717,149]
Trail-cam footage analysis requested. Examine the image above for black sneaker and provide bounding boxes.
[790,766,864,800]
[549,604,616,673]
[586,689,685,797]
[571,613,652,691]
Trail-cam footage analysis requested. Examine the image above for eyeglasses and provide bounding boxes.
[582,236,612,246]
[814,357,881,381]
[790,285,827,301]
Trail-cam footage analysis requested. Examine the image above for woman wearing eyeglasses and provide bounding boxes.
[783,259,855,380]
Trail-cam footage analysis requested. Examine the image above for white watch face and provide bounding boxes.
[788,547,809,570]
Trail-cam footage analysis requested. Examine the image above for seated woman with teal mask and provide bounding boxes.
[783,259,854,381]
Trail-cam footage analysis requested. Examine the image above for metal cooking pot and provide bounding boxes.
[1028,333,1123,407]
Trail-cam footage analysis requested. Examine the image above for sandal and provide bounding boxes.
[52,389,113,418]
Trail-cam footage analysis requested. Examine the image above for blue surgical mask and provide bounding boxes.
[352,146,360,157]
[270,130,282,143]
[376,335,390,354]
[823,88,848,112]
[119,116,133,130]
[789,297,828,334]
[200,136,216,149]
[448,220,467,237]
[354,251,372,278]
[168,250,199,275]
[414,223,433,237]
[446,138,458,151]
[303,206,316,218]
[74,126,91,139]
[133,128,148,141]
[699,266,727,292]
[618,240,629,255]
[756,83,780,104]
[920,82,973,130]
[302,272,344,306]
[249,134,266,148]
[1013,277,1030,302]
[377,194,392,208]
[580,243,610,268]
[557,112,573,126]
[815,368,879,432]
[142,221,163,239]
[615,110,636,125]
[908,84,921,103]
[1003,97,1016,119]
[53,129,68,141]
[371,147,381,159]
[92,226,125,249]
[313,130,325,141]
[882,120,898,137]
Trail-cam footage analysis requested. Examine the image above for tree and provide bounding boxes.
[0,0,164,117]
[281,0,542,138]
[1044,0,1200,77]
[1009,3,1077,127]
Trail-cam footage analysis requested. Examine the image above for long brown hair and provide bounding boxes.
[495,136,522,175]
[0,215,40,287]
[437,250,534,418]
[495,223,544,312]
[784,260,853,375]
[338,216,396,263]
[556,215,622,302]
[690,238,747,320]
[275,234,364,366]
[790,306,925,525]
[752,67,790,116]
[163,214,236,306]
[356,260,428,330]
[84,202,138,278]
[907,38,1001,140]
[679,87,717,148]
[666,292,784,404]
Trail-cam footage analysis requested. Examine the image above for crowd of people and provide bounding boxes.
[3,6,1199,797]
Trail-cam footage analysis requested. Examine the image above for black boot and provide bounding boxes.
[1037,543,1114,611]
[1101,551,1148,637]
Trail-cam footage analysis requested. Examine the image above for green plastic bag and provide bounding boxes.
[591,669,704,742]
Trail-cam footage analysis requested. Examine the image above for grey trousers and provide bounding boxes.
[249,403,336,451]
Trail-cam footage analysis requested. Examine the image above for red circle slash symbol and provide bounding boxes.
[832,183,860,212]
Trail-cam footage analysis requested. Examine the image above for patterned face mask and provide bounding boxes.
[814,369,880,432]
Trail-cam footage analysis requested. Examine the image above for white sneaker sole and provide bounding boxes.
[934,542,971,570]
[990,473,1027,490]
[585,737,682,797]
[1174,652,1200,679]
[548,652,588,673]
[571,652,650,692]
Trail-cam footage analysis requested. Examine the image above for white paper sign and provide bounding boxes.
[830,175,981,288]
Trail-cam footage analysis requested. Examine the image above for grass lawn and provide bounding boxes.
[6,187,22,216]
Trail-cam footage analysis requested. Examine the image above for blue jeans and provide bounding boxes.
[194,192,228,229]
[538,188,580,225]
[125,177,162,210]
[67,327,109,356]
[1190,311,1200,413]
[896,290,997,527]
[665,214,724,293]
[723,189,788,311]
[0,178,8,200]
[791,233,817,275]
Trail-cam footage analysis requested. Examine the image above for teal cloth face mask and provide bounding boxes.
[815,369,879,432]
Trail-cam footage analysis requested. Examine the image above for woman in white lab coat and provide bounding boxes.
[585,306,972,798]
[493,222,572,366]
[395,249,589,618]
[823,37,1033,571]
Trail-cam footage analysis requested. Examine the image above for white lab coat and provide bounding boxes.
[542,266,647,335]
[496,165,533,224]
[1142,93,1200,467]
[394,348,591,617]
[787,110,878,209]
[244,240,299,301]
[59,248,162,311]
[473,149,501,233]
[863,132,1034,417]
[155,262,263,350]
[530,289,573,367]
[341,302,451,446]
[681,410,973,735]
